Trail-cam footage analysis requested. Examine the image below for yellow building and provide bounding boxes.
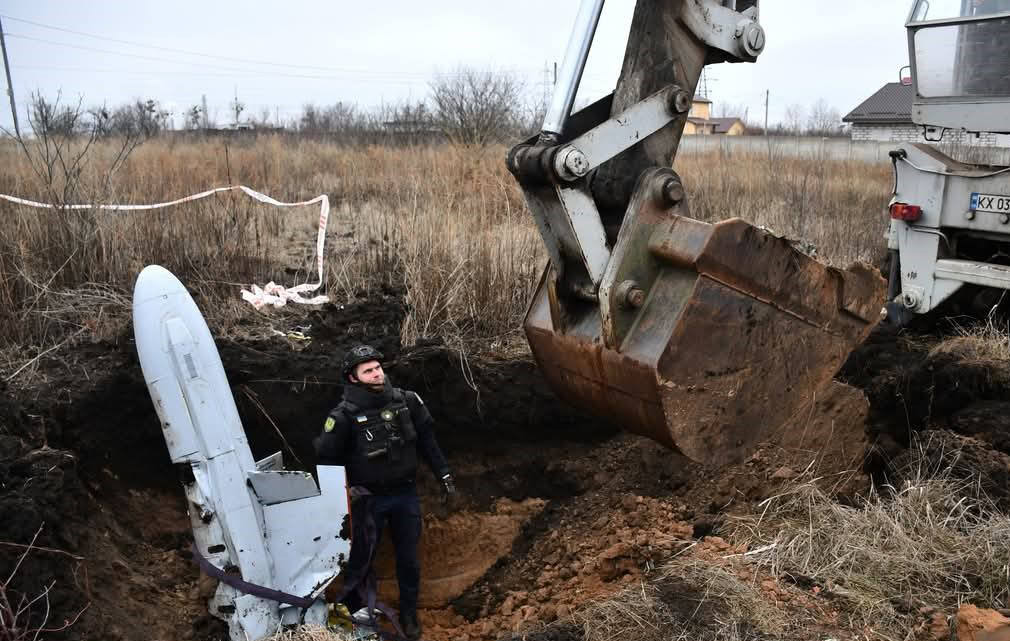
[683,97,746,135]
[685,97,714,134]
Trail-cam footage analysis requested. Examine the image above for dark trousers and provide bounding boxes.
[342,489,422,617]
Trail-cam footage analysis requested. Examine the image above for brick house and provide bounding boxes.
[843,82,1000,145]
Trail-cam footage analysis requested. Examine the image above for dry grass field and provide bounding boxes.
[0,135,893,357]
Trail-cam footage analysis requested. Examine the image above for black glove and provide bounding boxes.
[440,473,456,502]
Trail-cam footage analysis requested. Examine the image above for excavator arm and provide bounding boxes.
[508,0,886,464]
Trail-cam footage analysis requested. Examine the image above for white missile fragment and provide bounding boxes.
[132,265,349,641]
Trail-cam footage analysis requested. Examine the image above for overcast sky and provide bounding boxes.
[0,1,913,131]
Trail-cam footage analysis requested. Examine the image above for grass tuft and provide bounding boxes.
[731,435,1010,636]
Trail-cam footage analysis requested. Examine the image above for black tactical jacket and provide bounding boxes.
[314,380,450,494]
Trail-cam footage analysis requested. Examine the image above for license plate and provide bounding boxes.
[970,192,1010,214]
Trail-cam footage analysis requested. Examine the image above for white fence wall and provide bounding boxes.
[678,135,1010,164]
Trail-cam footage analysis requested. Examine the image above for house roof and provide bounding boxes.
[687,117,713,127]
[843,82,914,124]
[711,117,743,133]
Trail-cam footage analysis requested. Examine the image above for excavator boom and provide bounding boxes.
[510,0,885,464]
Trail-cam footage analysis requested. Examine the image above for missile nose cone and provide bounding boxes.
[134,265,185,305]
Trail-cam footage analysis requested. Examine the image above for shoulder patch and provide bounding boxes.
[356,415,368,423]
[324,417,336,432]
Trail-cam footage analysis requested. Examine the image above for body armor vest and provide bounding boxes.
[339,388,418,489]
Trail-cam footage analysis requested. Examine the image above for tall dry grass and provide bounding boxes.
[0,135,893,362]
[674,146,892,267]
[731,437,1010,637]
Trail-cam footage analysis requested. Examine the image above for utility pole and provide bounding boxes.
[553,61,557,85]
[201,94,209,129]
[542,61,551,111]
[764,89,769,136]
[0,16,21,138]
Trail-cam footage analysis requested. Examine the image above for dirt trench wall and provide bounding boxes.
[840,326,1010,492]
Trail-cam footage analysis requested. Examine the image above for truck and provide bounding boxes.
[886,0,1010,324]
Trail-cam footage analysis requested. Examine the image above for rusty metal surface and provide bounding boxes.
[600,167,685,349]
[525,217,886,465]
[517,0,883,465]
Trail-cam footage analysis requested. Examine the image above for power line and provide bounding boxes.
[5,32,558,88]
[1,14,544,78]
[7,32,511,80]
[10,63,443,87]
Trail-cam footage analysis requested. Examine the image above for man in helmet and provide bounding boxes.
[314,344,454,640]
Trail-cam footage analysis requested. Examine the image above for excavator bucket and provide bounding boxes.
[525,214,885,465]
[513,0,886,464]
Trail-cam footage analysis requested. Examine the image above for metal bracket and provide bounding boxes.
[554,86,691,181]
[519,180,610,296]
[599,168,687,348]
[681,0,764,63]
[513,85,688,297]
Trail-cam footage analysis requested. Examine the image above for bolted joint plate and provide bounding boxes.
[525,216,886,465]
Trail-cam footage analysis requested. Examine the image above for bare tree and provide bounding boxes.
[428,67,524,146]
[184,105,203,130]
[8,93,155,206]
[375,100,438,145]
[99,99,170,138]
[299,101,359,136]
[784,103,806,135]
[250,106,273,129]
[514,93,549,140]
[230,92,245,127]
[806,98,842,137]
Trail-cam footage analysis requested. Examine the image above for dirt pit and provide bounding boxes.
[376,498,547,609]
[4,297,1010,641]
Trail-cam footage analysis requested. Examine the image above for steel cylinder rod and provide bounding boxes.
[541,0,606,140]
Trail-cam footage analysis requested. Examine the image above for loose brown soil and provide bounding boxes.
[3,292,1010,641]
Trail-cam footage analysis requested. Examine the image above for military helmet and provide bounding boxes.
[342,344,383,380]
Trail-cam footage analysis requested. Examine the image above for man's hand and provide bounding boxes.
[440,474,456,504]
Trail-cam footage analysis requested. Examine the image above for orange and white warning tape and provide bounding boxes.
[0,186,330,309]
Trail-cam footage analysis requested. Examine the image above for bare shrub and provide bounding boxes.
[295,101,440,146]
[96,99,170,139]
[429,67,525,146]
[299,102,361,137]
[0,526,88,641]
